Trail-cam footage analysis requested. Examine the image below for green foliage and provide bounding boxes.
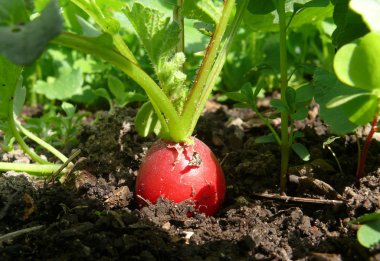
[94,75,147,112]
[350,0,380,33]
[35,67,84,100]
[244,0,332,32]
[350,211,380,248]
[25,102,88,150]
[0,0,63,65]
[334,32,380,91]
[313,68,360,134]
[124,2,187,111]
[331,0,369,47]
[134,102,161,137]
[291,143,310,161]
[0,55,23,151]
[182,0,221,24]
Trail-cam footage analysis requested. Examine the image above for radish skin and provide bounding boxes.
[136,137,226,216]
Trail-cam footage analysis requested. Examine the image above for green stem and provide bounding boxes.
[174,0,185,57]
[252,107,281,145]
[0,162,62,175]
[181,0,239,136]
[277,0,290,195]
[8,102,49,165]
[71,0,138,64]
[16,122,69,163]
[52,33,186,141]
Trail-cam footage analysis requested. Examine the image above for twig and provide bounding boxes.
[0,225,44,246]
[49,149,81,183]
[253,192,344,205]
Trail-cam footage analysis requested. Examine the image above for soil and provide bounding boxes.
[1,101,380,260]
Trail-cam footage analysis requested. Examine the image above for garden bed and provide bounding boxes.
[1,103,379,260]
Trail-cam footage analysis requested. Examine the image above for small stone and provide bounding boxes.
[162,221,171,231]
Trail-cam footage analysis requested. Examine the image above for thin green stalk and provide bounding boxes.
[52,33,186,142]
[174,0,185,57]
[8,103,49,165]
[71,0,138,64]
[252,107,281,145]
[277,0,290,195]
[0,162,62,175]
[16,122,69,163]
[181,0,237,136]
[183,0,248,137]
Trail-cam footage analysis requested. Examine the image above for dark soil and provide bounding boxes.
[1,102,380,260]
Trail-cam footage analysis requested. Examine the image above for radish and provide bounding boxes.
[52,0,245,216]
[136,137,225,216]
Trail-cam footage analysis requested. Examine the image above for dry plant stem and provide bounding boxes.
[253,192,344,205]
[0,225,44,245]
[356,115,379,180]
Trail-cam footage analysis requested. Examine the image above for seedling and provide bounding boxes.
[230,0,330,194]
[350,211,380,248]
[329,0,380,179]
[322,136,343,174]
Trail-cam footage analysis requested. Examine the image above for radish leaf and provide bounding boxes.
[0,0,63,65]
[124,2,187,111]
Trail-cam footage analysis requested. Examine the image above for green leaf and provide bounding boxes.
[0,55,22,151]
[108,75,125,100]
[247,0,276,15]
[350,0,380,33]
[313,68,359,134]
[124,2,187,111]
[326,93,372,108]
[295,83,314,103]
[0,0,63,65]
[182,0,221,24]
[332,0,369,47]
[245,0,333,32]
[13,78,26,116]
[291,107,308,120]
[94,88,113,110]
[0,55,22,122]
[357,219,380,248]
[135,102,161,137]
[291,143,310,161]
[124,2,179,66]
[342,93,378,126]
[0,0,28,25]
[323,136,340,148]
[271,99,289,113]
[35,67,84,100]
[334,32,380,91]
[293,0,330,13]
[225,92,247,103]
[76,16,103,37]
[62,102,76,117]
[285,87,297,112]
[350,211,380,224]
[241,83,255,102]
[255,133,277,144]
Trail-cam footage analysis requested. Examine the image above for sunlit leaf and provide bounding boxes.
[350,0,380,33]
[35,67,84,100]
[357,219,380,248]
[334,32,380,90]
[313,68,359,134]
[135,101,161,137]
[291,143,310,161]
